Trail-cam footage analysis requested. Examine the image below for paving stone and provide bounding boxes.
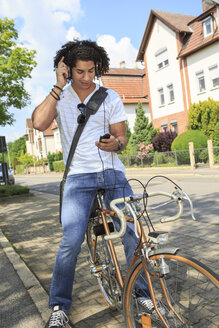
[0,190,218,327]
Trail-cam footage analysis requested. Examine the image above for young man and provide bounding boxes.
[32,40,163,328]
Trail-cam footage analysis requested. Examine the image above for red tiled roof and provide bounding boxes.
[178,6,219,57]
[137,6,218,61]
[137,10,195,61]
[153,10,195,33]
[50,120,58,130]
[101,68,148,103]
[44,122,54,137]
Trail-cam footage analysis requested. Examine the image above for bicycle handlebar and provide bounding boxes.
[105,191,184,240]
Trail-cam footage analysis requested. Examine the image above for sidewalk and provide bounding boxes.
[0,239,45,328]
[0,169,219,327]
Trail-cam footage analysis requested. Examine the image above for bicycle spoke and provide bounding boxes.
[124,255,219,328]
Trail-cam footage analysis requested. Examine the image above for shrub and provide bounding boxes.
[53,160,65,172]
[137,142,153,159]
[47,152,63,171]
[152,131,177,152]
[213,122,219,147]
[214,153,219,163]
[188,98,219,139]
[198,149,208,163]
[171,130,208,151]
[15,164,25,174]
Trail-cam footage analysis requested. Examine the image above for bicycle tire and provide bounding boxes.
[124,253,219,328]
[86,218,119,310]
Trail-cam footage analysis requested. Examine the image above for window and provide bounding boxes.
[196,71,206,92]
[202,17,213,38]
[167,84,175,102]
[161,123,168,132]
[209,64,219,88]
[155,47,169,70]
[170,120,178,134]
[158,88,165,106]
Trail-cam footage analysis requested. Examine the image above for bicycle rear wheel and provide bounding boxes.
[124,253,219,328]
[86,218,119,310]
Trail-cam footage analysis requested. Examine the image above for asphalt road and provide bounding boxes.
[14,169,219,224]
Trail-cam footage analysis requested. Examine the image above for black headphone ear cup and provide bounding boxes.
[95,62,102,77]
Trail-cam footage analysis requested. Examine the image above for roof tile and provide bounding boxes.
[102,68,148,103]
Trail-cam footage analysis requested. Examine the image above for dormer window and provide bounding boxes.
[202,16,213,38]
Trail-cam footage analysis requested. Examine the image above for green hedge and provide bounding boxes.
[16,165,25,174]
[171,130,208,150]
[53,160,65,172]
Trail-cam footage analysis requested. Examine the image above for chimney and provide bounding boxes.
[202,0,215,12]
[120,61,126,69]
[133,61,139,69]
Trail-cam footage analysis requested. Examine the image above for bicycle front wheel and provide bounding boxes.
[124,253,219,328]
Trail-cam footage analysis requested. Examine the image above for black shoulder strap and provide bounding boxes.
[59,86,108,223]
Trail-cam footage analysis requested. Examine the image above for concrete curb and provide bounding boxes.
[0,229,50,324]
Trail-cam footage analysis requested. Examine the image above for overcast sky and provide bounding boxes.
[0,0,203,142]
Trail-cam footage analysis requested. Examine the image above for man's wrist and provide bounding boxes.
[115,138,123,153]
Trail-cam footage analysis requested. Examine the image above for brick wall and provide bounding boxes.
[153,110,189,134]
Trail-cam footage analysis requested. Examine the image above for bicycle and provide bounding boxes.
[86,176,219,327]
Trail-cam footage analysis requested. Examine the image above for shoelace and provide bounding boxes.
[48,310,69,327]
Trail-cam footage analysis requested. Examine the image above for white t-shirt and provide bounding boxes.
[56,84,127,175]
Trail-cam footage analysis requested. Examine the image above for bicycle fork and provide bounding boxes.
[141,253,185,328]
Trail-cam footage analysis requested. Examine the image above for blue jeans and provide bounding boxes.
[49,169,148,312]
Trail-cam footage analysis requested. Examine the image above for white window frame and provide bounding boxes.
[209,64,219,89]
[170,120,178,134]
[167,83,175,103]
[202,16,213,38]
[161,123,168,132]
[196,70,206,93]
[158,88,165,106]
[155,47,169,70]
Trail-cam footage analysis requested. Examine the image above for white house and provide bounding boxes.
[26,119,61,160]
[136,0,219,134]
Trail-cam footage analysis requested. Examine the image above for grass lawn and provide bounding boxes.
[0,185,29,198]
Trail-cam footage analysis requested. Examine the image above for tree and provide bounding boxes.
[0,17,37,126]
[188,98,219,139]
[130,102,158,153]
[7,136,27,169]
[126,121,131,143]
[18,151,34,168]
[213,121,219,147]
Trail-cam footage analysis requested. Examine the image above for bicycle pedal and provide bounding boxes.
[141,314,152,328]
[90,264,108,274]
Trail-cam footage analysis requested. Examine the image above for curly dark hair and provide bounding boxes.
[54,39,110,78]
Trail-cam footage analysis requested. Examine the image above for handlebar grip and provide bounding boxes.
[160,199,183,222]
[104,197,127,240]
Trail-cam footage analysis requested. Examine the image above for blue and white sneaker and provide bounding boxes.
[45,305,69,328]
